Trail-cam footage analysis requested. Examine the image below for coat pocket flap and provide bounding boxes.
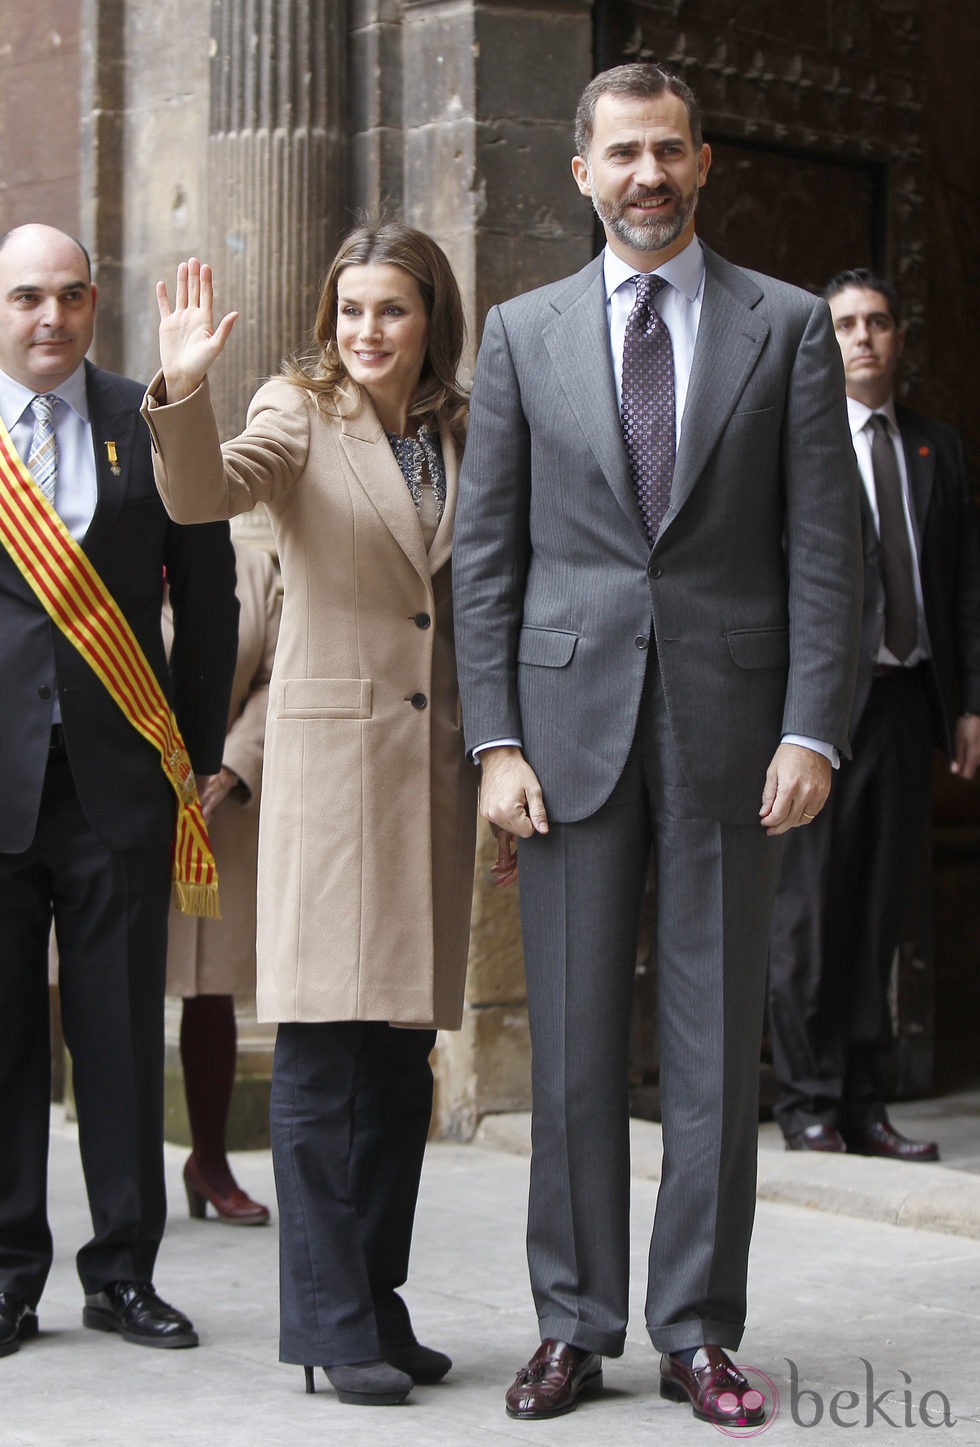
[726,627,789,669]
[517,627,579,668]
[276,678,373,718]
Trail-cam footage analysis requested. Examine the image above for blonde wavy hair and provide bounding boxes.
[283,222,467,445]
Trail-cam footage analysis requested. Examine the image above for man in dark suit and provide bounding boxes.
[0,224,237,1355]
[768,269,980,1160]
[452,66,861,1425]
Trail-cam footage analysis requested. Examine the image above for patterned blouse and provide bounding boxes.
[385,424,447,522]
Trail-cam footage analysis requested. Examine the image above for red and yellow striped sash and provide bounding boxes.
[0,415,219,917]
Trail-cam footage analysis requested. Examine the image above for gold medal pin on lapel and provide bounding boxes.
[105,441,121,475]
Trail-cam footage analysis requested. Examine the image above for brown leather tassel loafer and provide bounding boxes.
[660,1346,766,1427]
[505,1339,603,1419]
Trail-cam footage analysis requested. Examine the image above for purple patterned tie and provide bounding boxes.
[621,273,675,545]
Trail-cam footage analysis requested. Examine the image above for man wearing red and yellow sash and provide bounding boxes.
[0,225,238,1357]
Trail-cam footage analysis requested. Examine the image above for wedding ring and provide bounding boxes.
[802,809,815,820]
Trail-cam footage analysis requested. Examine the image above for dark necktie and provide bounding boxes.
[621,273,675,545]
[869,413,917,662]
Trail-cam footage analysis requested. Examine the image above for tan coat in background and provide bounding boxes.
[163,539,281,998]
[142,375,477,1030]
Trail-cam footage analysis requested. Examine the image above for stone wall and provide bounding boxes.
[0,2,81,233]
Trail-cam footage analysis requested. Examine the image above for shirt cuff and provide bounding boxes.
[472,738,523,762]
[782,734,840,769]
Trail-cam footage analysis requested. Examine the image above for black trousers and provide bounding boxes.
[768,667,935,1136]
[0,742,171,1306]
[270,1019,435,1366]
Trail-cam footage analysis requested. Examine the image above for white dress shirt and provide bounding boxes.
[0,362,98,542]
[846,393,929,666]
[603,236,704,444]
[0,363,98,724]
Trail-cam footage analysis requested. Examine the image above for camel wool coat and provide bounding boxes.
[163,540,281,997]
[142,374,477,1029]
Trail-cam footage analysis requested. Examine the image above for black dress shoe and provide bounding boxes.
[382,1340,452,1383]
[0,1293,39,1358]
[842,1119,939,1162]
[505,1340,603,1419]
[661,1346,767,1426]
[784,1123,847,1152]
[82,1281,199,1348]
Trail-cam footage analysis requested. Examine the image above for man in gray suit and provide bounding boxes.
[453,65,862,1425]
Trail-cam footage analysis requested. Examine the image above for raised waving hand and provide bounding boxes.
[156,257,239,403]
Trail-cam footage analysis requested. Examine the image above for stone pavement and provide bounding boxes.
[3,1098,980,1447]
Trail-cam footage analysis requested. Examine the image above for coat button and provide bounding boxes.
[648,565,663,579]
[38,685,52,699]
[414,612,431,629]
[634,636,648,651]
[410,692,428,710]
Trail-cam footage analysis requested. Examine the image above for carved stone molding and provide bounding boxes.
[206,0,347,442]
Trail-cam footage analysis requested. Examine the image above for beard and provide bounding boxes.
[591,180,700,253]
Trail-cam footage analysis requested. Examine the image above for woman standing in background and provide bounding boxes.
[163,538,280,1227]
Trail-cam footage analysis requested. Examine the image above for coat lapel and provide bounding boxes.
[660,251,769,539]
[897,406,936,552]
[82,363,134,554]
[543,260,645,537]
[427,417,458,578]
[338,394,432,589]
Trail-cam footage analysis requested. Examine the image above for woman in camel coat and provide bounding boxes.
[163,538,281,1226]
[141,225,477,1406]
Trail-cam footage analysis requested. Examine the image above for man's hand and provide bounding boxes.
[759,742,832,836]
[951,714,980,780]
[156,257,238,403]
[478,745,549,839]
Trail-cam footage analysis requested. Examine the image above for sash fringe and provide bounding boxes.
[173,878,222,919]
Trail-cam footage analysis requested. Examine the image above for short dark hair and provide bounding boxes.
[574,63,703,158]
[0,227,92,280]
[823,268,900,326]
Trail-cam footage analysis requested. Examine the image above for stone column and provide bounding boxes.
[398,0,595,1135]
[401,0,594,370]
[79,0,127,369]
[206,0,347,437]
[349,0,405,216]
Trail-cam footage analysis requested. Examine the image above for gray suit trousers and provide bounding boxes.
[518,660,783,1355]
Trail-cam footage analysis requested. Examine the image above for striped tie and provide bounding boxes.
[29,393,58,504]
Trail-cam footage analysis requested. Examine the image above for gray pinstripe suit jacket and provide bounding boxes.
[453,244,863,825]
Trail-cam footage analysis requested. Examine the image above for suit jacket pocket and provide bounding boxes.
[517,626,579,668]
[275,678,373,719]
[726,627,789,669]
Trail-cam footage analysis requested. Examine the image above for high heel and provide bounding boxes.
[303,1361,413,1405]
[183,1155,270,1226]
